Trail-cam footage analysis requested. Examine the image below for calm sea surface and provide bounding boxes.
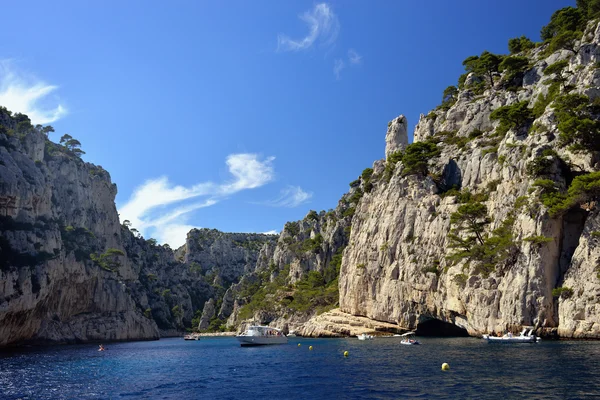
[1,336,600,399]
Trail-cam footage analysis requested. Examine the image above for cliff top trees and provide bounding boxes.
[463,51,502,86]
[508,36,535,54]
[60,134,86,158]
[498,56,530,81]
[440,86,458,110]
[541,7,584,40]
[541,6,585,54]
[577,0,600,19]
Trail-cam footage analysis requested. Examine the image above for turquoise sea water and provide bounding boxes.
[1,336,600,399]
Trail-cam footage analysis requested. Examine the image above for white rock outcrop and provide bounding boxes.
[385,115,409,159]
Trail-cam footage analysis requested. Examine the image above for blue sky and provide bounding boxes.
[0,0,573,247]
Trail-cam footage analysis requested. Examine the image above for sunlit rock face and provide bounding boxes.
[385,115,409,159]
[338,23,600,338]
[4,20,600,345]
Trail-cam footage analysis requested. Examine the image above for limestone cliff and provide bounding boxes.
[0,114,158,345]
[337,20,600,338]
[3,3,600,345]
[0,112,277,345]
[222,193,356,331]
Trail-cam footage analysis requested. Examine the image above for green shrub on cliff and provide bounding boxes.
[383,149,404,182]
[577,0,600,18]
[540,7,585,54]
[306,210,319,221]
[490,101,533,135]
[462,51,502,86]
[60,134,86,158]
[524,235,554,245]
[439,86,458,110]
[498,56,530,80]
[361,167,374,193]
[541,7,584,41]
[508,36,535,54]
[284,221,300,236]
[553,93,600,152]
[533,172,600,217]
[400,141,441,176]
[448,196,517,277]
[90,248,126,272]
[543,60,571,88]
[532,82,560,118]
[301,233,323,253]
[171,305,183,319]
[552,286,574,298]
[526,149,559,177]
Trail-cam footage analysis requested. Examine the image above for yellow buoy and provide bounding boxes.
[309,346,313,351]
[298,343,301,347]
[344,351,349,357]
[441,363,450,371]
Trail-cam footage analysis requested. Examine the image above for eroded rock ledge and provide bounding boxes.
[296,309,403,337]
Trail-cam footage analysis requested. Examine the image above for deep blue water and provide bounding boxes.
[1,336,600,399]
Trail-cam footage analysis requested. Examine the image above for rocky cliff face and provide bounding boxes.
[3,5,600,345]
[0,114,158,345]
[222,194,356,331]
[338,21,600,338]
[0,112,278,345]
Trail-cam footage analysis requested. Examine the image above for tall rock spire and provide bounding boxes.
[385,115,409,159]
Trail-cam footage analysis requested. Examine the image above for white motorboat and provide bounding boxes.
[184,333,200,341]
[399,331,420,345]
[236,326,288,346]
[357,333,374,341]
[482,328,541,343]
[287,330,297,337]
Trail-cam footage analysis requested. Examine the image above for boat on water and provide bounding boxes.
[287,330,297,337]
[399,331,420,345]
[357,333,374,341]
[236,326,288,346]
[184,333,201,341]
[482,328,541,343]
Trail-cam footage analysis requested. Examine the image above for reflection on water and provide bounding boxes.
[1,337,600,399]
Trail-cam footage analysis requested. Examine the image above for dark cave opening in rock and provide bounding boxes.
[558,208,587,279]
[415,318,469,337]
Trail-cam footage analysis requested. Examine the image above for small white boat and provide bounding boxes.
[482,328,541,343]
[399,331,420,345]
[287,330,297,337]
[236,326,288,346]
[357,333,374,341]
[184,333,201,341]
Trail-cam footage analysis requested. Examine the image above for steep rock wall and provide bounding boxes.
[0,118,158,345]
[338,22,600,337]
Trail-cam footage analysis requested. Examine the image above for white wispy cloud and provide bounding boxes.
[0,60,67,124]
[333,59,345,80]
[119,153,275,248]
[157,224,197,249]
[261,185,313,208]
[348,49,362,64]
[262,230,279,235]
[277,3,340,51]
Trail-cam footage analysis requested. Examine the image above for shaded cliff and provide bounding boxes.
[0,111,277,345]
[0,112,158,345]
